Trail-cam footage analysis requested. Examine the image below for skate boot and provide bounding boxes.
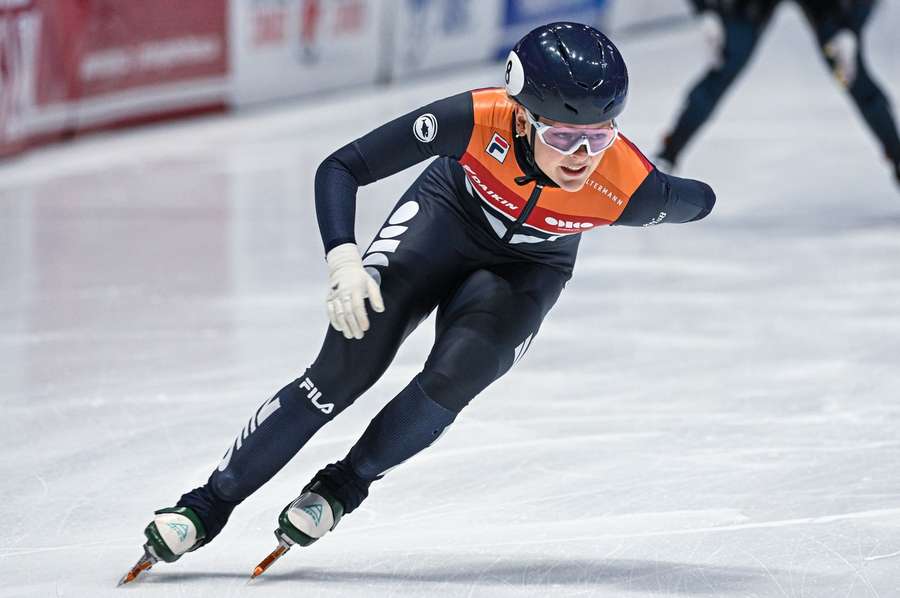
[250,481,345,579]
[118,507,206,585]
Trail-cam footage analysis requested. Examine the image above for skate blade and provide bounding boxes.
[117,548,157,586]
[249,542,290,580]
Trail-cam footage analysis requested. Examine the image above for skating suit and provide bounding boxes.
[307,87,715,415]
[194,89,715,524]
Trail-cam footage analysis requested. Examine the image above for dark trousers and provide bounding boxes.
[662,0,900,165]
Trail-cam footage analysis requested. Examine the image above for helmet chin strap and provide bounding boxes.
[514,113,556,187]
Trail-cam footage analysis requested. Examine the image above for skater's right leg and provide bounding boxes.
[153,165,472,551]
[138,338,403,566]
[271,263,569,550]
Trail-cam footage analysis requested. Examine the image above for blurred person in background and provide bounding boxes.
[656,0,900,187]
[121,22,715,584]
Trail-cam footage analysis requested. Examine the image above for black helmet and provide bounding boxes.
[504,22,628,125]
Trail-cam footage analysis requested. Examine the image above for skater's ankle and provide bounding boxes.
[175,485,239,546]
[306,460,372,515]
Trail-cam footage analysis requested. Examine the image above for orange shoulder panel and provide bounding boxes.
[464,89,520,182]
[598,133,654,197]
[531,134,652,224]
[470,88,516,131]
[459,88,532,211]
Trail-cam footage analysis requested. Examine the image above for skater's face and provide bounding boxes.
[514,106,614,192]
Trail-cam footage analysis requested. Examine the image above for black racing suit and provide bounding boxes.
[174,90,716,543]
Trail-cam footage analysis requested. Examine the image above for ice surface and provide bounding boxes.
[2,4,900,597]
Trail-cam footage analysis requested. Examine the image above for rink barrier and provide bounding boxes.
[2,0,694,159]
[0,0,228,158]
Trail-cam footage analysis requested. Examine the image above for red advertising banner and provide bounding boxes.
[76,0,227,98]
[0,0,228,158]
[0,0,48,156]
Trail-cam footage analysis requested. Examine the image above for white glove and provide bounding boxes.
[824,29,858,86]
[325,243,385,340]
[699,11,725,67]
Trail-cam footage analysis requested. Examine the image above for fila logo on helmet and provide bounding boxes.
[413,113,438,143]
[486,133,510,163]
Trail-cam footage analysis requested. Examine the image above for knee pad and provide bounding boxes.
[209,469,243,503]
[422,325,503,411]
[418,370,468,413]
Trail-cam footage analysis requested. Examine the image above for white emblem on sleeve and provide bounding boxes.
[413,113,438,143]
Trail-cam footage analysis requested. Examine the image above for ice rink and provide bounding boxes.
[2,4,900,597]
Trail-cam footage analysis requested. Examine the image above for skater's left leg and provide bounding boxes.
[293,262,569,528]
[805,2,900,172]
[658,10,771,167]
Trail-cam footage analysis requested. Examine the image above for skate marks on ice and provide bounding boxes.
[246,558,794,595]
[102,558,789,598]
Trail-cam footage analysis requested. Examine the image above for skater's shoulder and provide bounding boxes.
[467,88,516,125]
[593,132,654,192]
[469,87,512,104]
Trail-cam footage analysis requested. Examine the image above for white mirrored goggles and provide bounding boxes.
[525,110,618,156]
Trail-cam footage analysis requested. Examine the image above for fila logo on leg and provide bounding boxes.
[486,133,510,163]
[300,376,334,415]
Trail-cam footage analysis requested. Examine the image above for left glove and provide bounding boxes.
[824,29,857,86]
[699,11,725,68]
[325,243,385,340]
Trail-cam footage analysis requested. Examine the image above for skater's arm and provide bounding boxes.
[315,91,475,252]
[614,168,716,226]
[688,0,709,14]
[689,0,726,14]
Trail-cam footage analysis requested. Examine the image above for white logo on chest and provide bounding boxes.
[585,178,625,206]
[544,216,594,230]
[462,163,519,211]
